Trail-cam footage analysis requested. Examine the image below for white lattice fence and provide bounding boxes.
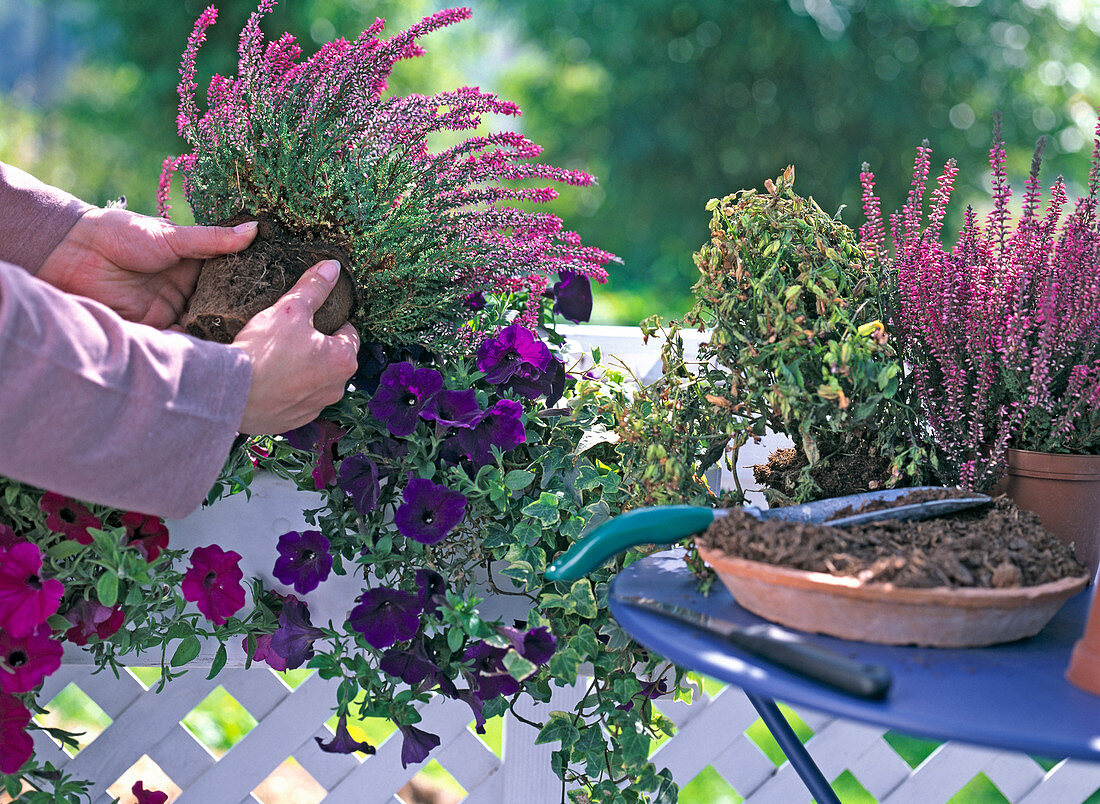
[28,326,1100,803]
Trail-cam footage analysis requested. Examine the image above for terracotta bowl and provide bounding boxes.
[696,544,1089,648]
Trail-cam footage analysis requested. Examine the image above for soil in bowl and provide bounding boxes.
[698,497,1087,589]
[181,215,355,343]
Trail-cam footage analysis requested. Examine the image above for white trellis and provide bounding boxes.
[32,326,1100,803]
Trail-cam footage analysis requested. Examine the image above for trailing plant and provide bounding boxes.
[622,167,922,508]
[860,111,1100,490]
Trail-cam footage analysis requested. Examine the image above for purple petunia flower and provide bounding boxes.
[244,633,288,672]
[270,596,323,669]
[551,270,593,323]
[347,587,423,649]
[316,714,376,755]
[336,453,382,514]
[476,323,551,385]
[462,641,521,701]
[121,512,170,562]
[395,479,467,545]
[415,568,446,617]
[380,642,439,686]
[499,625,557,665]
[463,292,487,310]
[273,530,333,595]
[507,355,566,402]
[456,399,526,466]
[63,598,124,646]
[368,362,443,437]
[181,545,245,626]
[399,723,441,768]
[281,419,347,489]
[420,388,484,428]
[131,781,168,804]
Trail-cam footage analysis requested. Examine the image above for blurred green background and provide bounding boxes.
[2,0,1099,325]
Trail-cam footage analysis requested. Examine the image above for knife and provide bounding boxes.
[613,594,892,700]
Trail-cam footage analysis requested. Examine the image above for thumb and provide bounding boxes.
[161,219,259,259]
[279,260,342,320]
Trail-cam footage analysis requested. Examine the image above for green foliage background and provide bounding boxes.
[3,0,1100,324]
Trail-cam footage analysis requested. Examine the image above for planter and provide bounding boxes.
[1067,586,1100,696]
[697,544,1088,648]
[1003,448,1100,581]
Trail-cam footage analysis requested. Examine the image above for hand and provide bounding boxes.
[232,260,361,434]
[37,207,259,330]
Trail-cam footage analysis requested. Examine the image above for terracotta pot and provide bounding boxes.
[696,544,1088,648]
[1067,587,1100,696]
[1003,448,1100,581]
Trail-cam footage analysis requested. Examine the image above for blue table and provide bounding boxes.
[609,550,1100,804]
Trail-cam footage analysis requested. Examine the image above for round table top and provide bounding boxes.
[610,550,1100,763]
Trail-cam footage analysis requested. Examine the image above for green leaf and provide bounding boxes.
[535,711,580,748]
[206,643,228,679]
[170,635,202,667]
[522,492,561,526]
[96,572,119,607]
[502,648,538,681]
[47,539,86,561]
[504,469,536,490]
[548,647,582,680]
[568,579,598,619]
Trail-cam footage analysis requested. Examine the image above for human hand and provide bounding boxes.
[37,207,259,330]
[232,260,361,434]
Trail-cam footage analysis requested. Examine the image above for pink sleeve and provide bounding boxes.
[0,260,252,519]
[0,162,93,273]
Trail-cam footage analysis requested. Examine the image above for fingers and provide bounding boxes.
[159,219,259,259]
[278,260,342,320]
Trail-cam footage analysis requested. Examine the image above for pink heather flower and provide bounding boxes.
[181,545,246,625]
[40,492,101,544]
[0,693,33,774]
[0,542,65,638]
[63,598,125,646]
[177,5,219,140]
[121,512,170,562]
[0,623,63,694]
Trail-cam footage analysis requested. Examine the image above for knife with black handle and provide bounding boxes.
[613,594,892,700]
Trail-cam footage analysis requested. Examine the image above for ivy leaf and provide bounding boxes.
[535,711,580,748]
[522,492,561,526]
[568,579,598,619]
[96,572,119,608]
[502,648,538,681]
[170,635,202,667]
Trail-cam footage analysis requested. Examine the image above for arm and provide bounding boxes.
[0,162,92,272]
[0,259,250,519]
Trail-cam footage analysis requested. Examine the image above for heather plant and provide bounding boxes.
[625,167,920,506]
[160,1,613,350]
[860,112,1100,490]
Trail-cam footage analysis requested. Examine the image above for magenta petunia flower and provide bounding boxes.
[476,323,551,386]
[270,596,323,669]
[181,545,245,625]
[121,512,170,562]
[0,693,33,774]
[315,714,376,755]
[399,723,440,768]
[0,523,20,549]
[347,587,423,649]
[63,597,125,646]
[419,389,484,428]
[272,530,333,594]
[551,270,593,323]
[336,453,382,514]
[394,479,467,545]
[281,418,346,489]
[132,781,169,804]
[456,399,526,466]
[244,633,288,672]
[368,362,444,437]
[0,542,65,638]
[0,623,63,694]
[39,492,102,545]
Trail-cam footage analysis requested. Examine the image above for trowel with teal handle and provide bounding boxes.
[545,487,990,582]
